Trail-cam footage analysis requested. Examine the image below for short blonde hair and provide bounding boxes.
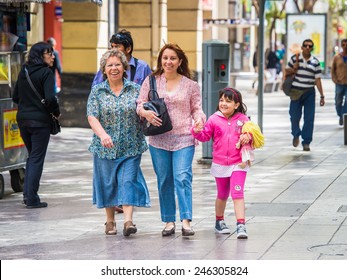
[99,49,129,80]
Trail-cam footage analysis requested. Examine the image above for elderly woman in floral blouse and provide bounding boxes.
[137,43,206,237]
[87,49,150,236]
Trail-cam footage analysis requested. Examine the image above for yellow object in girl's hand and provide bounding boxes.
[242,121,264,149]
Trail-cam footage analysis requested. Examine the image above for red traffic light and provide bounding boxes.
[220,63,226,70]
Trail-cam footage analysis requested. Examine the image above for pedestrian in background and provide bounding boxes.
[12,41,60,208]
[136,43,206,237]
[265,47,279,83]
[286,39,325,152]
[331,38,347,126]
[47,37,62,94]
[191,87,251,239]
[251,45,258,89]
[92,29,151,88]
[91,29,152,214]
[87,49,150,236]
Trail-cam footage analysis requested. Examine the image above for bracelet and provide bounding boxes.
[320,96,325,99]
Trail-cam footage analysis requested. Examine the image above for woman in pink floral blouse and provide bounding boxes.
[137,43,206,237]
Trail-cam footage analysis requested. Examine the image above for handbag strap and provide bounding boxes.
[24,67,46,105]
[148,75,159,100]
[24,67,55,118]
[293,53,299,73]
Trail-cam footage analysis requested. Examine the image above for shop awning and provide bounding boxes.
[0,0,102,5]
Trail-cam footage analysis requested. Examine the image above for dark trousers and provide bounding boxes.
[19,126,51,206]
[289,88,315,145]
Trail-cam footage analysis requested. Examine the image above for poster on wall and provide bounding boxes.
[286,14,327,71]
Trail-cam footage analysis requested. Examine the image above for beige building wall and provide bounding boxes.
[117,0,202,73]
[118,0,152,68]
[26,0,203,75]
[117,0,168,70]
[62,2,108,73]
[167,0,202,74]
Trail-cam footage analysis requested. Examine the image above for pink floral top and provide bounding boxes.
[137,74,206,151]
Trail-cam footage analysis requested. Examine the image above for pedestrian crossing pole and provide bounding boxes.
[344,114,347,145]
[257,0,266,133]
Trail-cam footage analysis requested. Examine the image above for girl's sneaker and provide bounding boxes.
[236,223,248,239]
[215,220,231,234]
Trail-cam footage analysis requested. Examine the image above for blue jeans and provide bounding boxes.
[335,84,347,119]
[149,145,195,222]
[19,126,51,206]
[289,87,315,145]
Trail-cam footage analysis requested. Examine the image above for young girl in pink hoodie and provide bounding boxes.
[191,87,251,239]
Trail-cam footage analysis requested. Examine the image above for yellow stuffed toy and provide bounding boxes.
[236,121,264,168]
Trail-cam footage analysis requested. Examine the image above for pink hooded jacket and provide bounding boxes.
[191,111,249,165]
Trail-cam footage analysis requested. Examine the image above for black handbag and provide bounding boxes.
[282,75,294,96]
[142,75,172,136]
[283,53,299,97]
[24,67,61,135]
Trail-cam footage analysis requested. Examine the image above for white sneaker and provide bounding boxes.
[236,224,248,239]
[215,220,231,234]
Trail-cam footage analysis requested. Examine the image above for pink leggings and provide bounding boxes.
[215,171,247,200]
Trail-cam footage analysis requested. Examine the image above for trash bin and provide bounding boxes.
[0,51,27,199]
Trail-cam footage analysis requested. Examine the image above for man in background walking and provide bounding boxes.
[331,38,347,126]
[286,39,325,152]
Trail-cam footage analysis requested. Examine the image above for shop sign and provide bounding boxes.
[2,109,24,149]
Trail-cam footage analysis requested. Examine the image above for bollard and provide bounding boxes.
[345,114,347,145]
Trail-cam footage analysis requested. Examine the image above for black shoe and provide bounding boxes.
[292,137,299,147]
[339,118,343,126]
[162,223,175,236]
[182,227,195,236]
[26,202,48,209]
[303,144,310,152]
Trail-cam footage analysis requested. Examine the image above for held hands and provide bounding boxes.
[100,134,114,148]
[193,119,203,133]
[239,133,251,146]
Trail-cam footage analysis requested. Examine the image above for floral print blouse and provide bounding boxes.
[87,79,148,159]
[137,74,206,151]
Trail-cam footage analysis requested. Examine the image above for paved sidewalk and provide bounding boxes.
[0,79,346,260]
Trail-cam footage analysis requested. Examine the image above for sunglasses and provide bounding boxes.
[113,33,130,46]
[342,44,347,47]
[302,44,313,48]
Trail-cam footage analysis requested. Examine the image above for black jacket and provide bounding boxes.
[12,64,60,125]
[266,50,279,69]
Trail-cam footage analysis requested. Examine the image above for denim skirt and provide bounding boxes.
[92,154,150,209]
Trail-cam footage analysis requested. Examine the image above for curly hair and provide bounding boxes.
[99,49,129,80]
